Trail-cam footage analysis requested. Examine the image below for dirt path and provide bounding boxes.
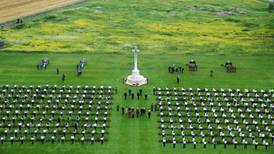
[0,0,83,23]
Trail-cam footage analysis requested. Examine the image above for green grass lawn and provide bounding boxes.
[0,52,273,154]
[0,0,273,153]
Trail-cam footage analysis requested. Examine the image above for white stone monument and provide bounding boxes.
[125,47,147,86]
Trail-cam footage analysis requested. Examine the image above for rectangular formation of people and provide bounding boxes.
[0,84,117,144]
[153,87,273,149]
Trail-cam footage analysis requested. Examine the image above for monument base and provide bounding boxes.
[125,69,147,86]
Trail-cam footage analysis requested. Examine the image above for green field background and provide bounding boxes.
[0,52,273,154]
[0,0,273,153]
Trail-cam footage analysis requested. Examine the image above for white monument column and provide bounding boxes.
[125,47,147,86]
[134,47,138,71]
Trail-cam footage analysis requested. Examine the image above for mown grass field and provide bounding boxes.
[0,52,273,154]
[0,0,273,154]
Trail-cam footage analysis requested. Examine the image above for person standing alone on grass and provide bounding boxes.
[176,76,180,84]
[56,66,59,75]
[62,73,65,82]
[210,70,214,77]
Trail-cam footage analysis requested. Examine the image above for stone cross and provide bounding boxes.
[133,46,139,71]
[125,46,147,86]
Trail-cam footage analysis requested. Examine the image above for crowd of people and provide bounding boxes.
[118,89,153,119]
[154,87,273,149]
[0,85,116,144]
[117,106,151,119]
[123,89,148,100]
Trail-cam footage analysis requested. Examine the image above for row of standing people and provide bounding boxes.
[117,105,151,119]
[124,89,148,100]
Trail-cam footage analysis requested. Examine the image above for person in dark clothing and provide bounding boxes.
[128,89,132,95]
[143,108,146,115]
[16,18,20,24]
[176,76,180,84]
[62,74,65,82]
[116,105,119,112]
[121,107,125,115]
[179,67,182,72]
[137,93,140,100]
[56,67,59,75]
[136,108,140,117]
[144,94,148,100]
[131,93,134,100]
[124,92,127,100]
[131,108,135,118]
[163,138,166,147]
[210,70,213,77]
[140,108,145,116]
[171,67,175,73]
[139,89,142,96]
[128,108,131,118]
[148,110,151,118]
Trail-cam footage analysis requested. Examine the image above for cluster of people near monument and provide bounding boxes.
[33,58,239,87]
[123,89,148,100]
[117,89,156,119]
